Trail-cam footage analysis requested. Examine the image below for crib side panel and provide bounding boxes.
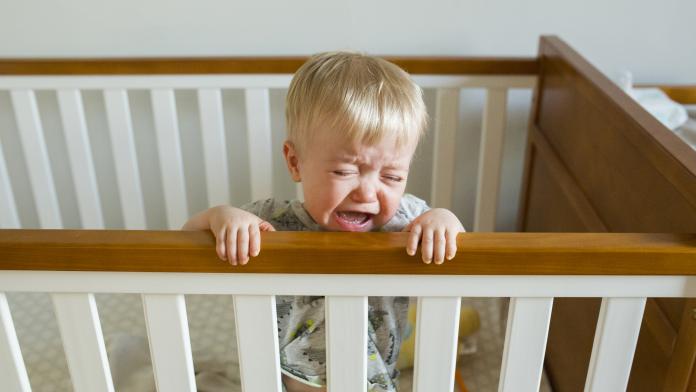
[519,36,696,392]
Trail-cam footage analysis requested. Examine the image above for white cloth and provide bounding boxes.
[619,71,688,130]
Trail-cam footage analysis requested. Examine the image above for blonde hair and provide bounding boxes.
[286,51,428,155]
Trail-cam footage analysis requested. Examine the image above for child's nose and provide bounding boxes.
[351,179,378,203]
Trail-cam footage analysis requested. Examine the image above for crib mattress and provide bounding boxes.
[7,294,552,391]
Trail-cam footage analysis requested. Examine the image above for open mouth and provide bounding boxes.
[334,211,374,231]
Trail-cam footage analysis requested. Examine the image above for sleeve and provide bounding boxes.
[398,193,430,219]
[379,193,431,232]
[239,198,275,220]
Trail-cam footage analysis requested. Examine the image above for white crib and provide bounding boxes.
[1,36,696,392]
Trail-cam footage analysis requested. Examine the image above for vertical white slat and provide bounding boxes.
[103,89,146,229]
[0,293,31,392]
[473,88,508,232]
[233,295,282,392]
[57,89,104,229]
[197,88,231,207]
[325,296,368,392]
[244,89,273,200]
[142,294,196,392]
[584,297,646,392]
[150,89,188,229]
[413,296,461,392]
[52,293,114,392]
[0,144,20,228]
[10,89,62,228]
[430,88,459,209]
[498,297,553,392]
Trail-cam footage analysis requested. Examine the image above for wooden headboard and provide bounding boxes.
[518,36,696,391]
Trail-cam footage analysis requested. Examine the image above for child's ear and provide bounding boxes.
[283,141,302,182]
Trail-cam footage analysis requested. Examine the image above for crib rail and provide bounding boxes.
[1,231,696,392]
[0,57,537,75]
[2,230,696,275]
[0,57,536,233]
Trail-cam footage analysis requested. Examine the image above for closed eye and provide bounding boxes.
[383,175,404,183]
[332,170,356,177]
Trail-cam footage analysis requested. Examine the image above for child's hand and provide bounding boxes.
[403,208,465,264]
[184,205,275,266]
[210,206,275,265]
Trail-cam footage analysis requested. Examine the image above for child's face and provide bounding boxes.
[284,133,415,232]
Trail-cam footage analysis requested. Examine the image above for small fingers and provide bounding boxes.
[237,225,250,265]
[216,227,227,261]
[402,221,413,233]
[433,228,446,264]
[420,227,434,264]
[446,229,458,261]
[260,221,276,232]
[249,224,261,258]
[406,224,421,256]
[226,227,238,266]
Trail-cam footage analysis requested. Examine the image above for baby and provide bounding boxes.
[183,52,464,391]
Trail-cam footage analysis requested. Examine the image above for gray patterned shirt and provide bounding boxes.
[241,194,429,391]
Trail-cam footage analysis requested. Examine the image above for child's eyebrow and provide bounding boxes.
[329,155,359,163]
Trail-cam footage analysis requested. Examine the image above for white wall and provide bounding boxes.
[3,0,695,82]
[1,0,695,231]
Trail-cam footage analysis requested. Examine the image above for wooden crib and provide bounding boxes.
[1,36,695,392]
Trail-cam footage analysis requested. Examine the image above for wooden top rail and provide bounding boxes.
[638,85,696,105]
[1,230,696,275]
[0,57,538,75]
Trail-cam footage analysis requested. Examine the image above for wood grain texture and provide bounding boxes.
[0,57,537,75]
[661,299,696,391]
[520,36,696,392]
[1,230,696,274]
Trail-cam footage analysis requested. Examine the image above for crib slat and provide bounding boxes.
[413,296,461,392]
[10,90,62,228]
[585,297,646,392]
[151,89,188,228]
[0,293,31,392]
[142,294,196,392]
[474,88,508,232]
[430,88,459,209]
[52,293,114,392]
[233,295,282,392]
[244,89,273,200]
[57,89,104,229]
[103,89,146,229]
[197,88,231,206]
[326,296,368,392]
[498,297,553,392]
[0,145,20,228]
